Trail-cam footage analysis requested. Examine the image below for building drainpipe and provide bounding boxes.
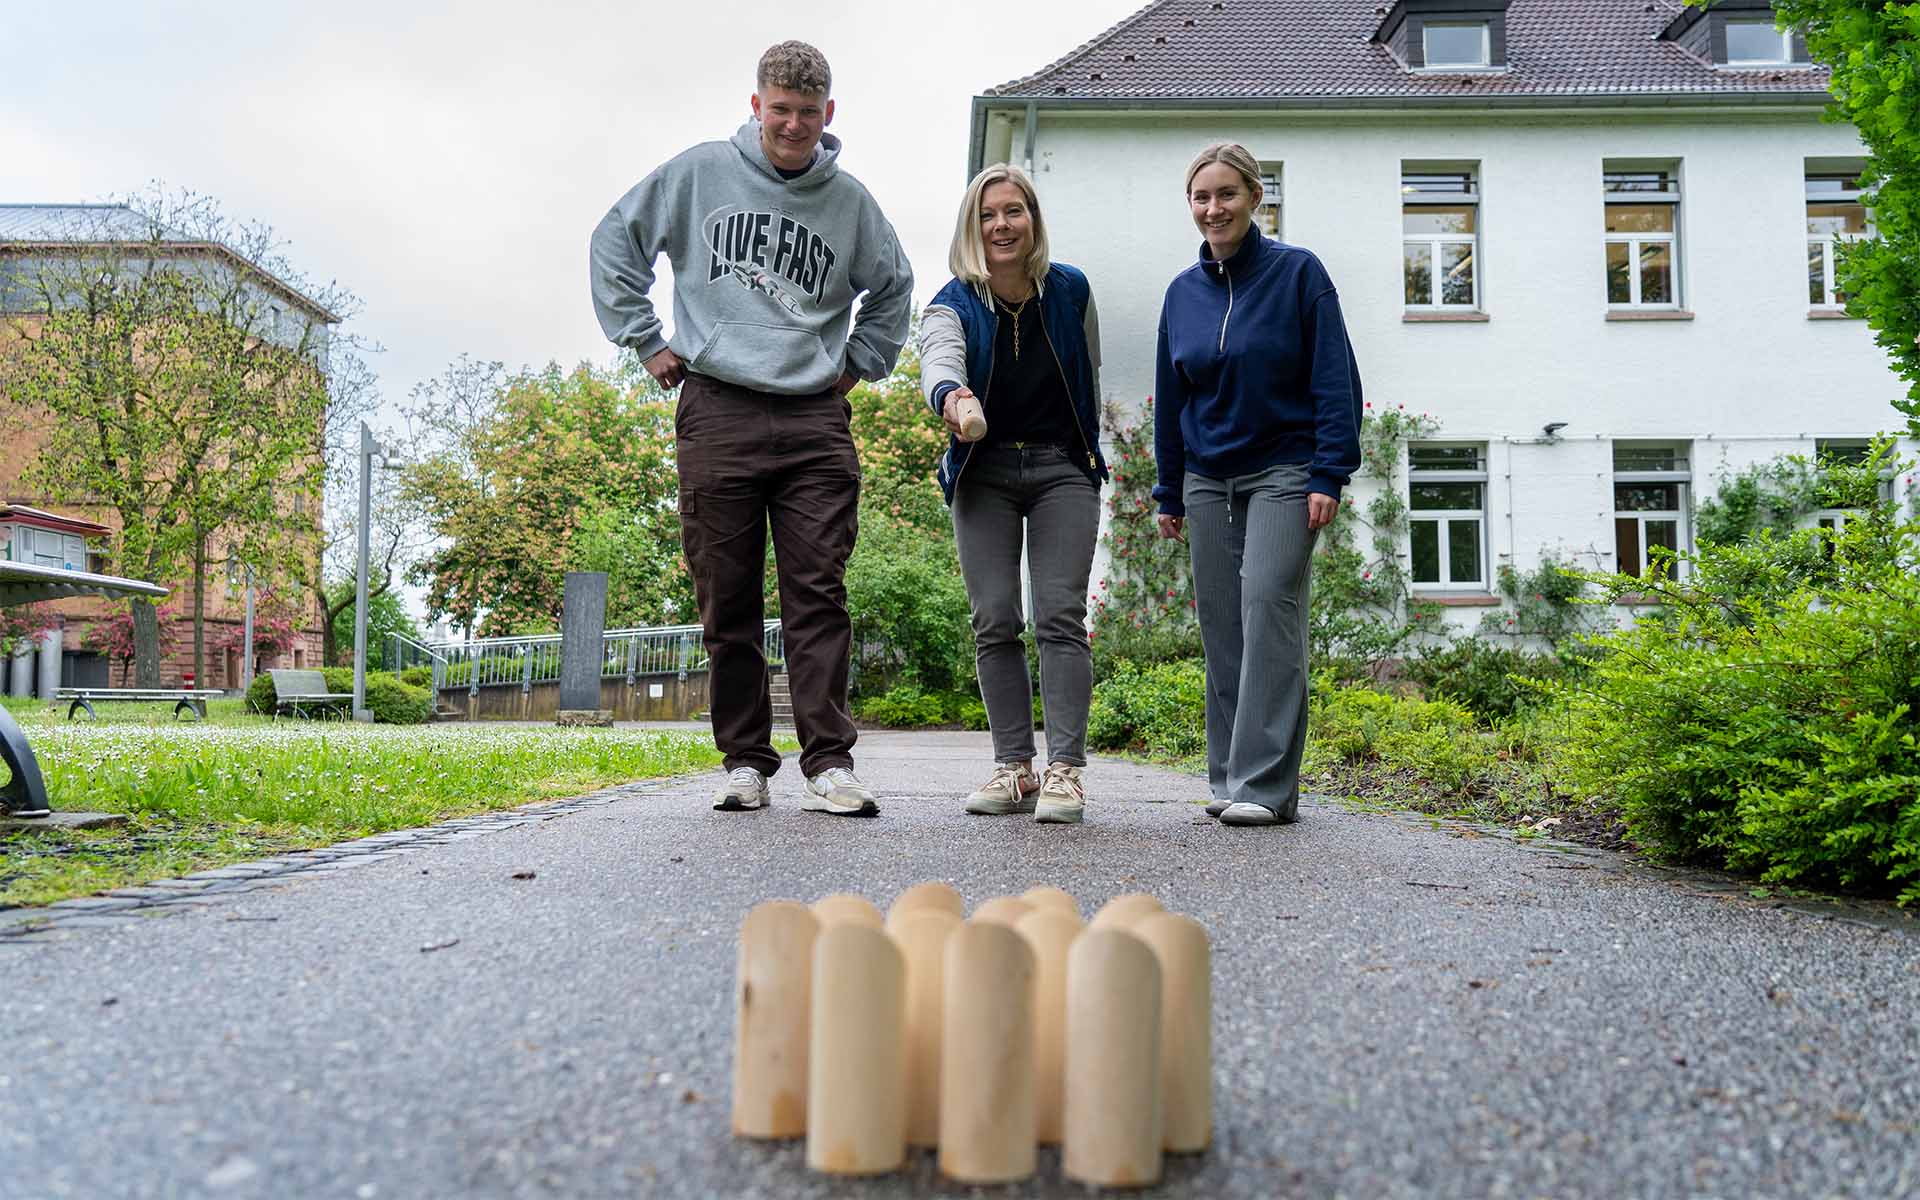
[36,626,61,701]
[1022,101,1038,173]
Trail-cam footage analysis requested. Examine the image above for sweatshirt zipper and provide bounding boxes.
[1218,264,1235,353]
[1038,310,1097,473]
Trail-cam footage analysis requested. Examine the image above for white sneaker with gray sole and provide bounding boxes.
[1218,801,1281,826]
[802,766,880,817]
[714,766,769,812]
[965,763,1038,815]
[1034,762,1086,825]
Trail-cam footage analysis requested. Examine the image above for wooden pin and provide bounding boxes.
[971,895,1034,926]
[732,901,820,1139]
[889,907,961,1147]
[807,923,908,1175]
[1063,928,1164,1187]
[939,921,1038,1184]
[1020,885,1081,918]
[812,893,883,929]
[888,881,964,924]
[1134,913,1213,1153]
[1014,907,1081,1146]
[1090,892,1164,931]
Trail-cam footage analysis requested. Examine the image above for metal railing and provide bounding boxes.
[388,633,449,691]
[428,620,783,695]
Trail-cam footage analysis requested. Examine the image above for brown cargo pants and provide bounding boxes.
[674,372,860,778]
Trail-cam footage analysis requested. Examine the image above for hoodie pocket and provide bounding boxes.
[690,322,837,392]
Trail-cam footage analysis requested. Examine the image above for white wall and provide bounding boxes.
[1016,106,1917,602]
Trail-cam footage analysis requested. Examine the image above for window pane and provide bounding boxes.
[1439,243,1475,306]
[1639,243,1673,304]
[1726,19,1786,62]
[1645,520,1679,565]
[1807,203,1869,238]
[1605,204,1675,234]
[1809,241,1827,305]
[1817,440,1871,466]
[1410,445,1483,470]
[1607,242,1632,304]
[1402,172,1475,196]
[1805,174,1860,199]
[1615,518,1643,577]
[1604,171,1673,194]
[1615,483,1680,512]
[1411,482,1482,511]
[1447,520,1482,583]
[1613,444,1682,472]
[1404,242,1432,305]
[1424,22,1488,67]
[1411,521,1440,583]
[1403,205,1476,235]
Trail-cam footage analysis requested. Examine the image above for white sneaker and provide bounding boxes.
[1034,762,1086,825]
[802,766,879,817]
[1219,802,1281,827]
[714,766,769,812]
[965,763,1039,815]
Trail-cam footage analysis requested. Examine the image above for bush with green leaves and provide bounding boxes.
[844,506,975,697]
[1304,681,1498,795]
[245,668,433,724]
[851,685,987,730]
[1087,659,1207,763]
[1539,445,1920,902]
[1401,638,1579,724]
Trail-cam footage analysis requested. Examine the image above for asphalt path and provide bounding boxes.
[3,730,1916,1199]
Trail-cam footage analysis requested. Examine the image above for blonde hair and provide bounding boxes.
[947,163,1051,297]
[757,41,831,96]
[1185,142,1265,201]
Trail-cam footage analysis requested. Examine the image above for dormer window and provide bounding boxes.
[1725,18,1799,65]
[1423,22,1490,69]
[1371,2,1510,72]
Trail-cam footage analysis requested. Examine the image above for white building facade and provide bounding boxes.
[971,0,1916,625]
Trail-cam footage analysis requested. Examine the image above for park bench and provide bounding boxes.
[57,687,225,722]
[269,668,352,720]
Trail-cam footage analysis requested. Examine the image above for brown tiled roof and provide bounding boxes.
[987,0,1830,102]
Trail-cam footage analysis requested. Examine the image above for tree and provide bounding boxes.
[327,582,421,671]
[1742,1,1920,435]
[0,190,351,684]
[402,360,685,635]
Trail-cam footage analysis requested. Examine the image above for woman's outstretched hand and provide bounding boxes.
[941,388,973,437]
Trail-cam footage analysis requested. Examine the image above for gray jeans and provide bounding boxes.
[952,445,1101,766]
[1185,464,1317,819]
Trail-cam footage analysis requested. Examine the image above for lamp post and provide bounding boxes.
[241,564,255,688]
[352,422,383,723]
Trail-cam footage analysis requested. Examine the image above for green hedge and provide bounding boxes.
[853,685,989,730]
[1087,659,1207,763]
[245,668,434,725]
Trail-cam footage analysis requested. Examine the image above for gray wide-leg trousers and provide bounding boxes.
[952,445,1101,767]
[1184,463,1317,820]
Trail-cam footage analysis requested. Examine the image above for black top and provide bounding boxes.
[981,294,1078,448]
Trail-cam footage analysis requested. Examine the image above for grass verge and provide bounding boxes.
[2,724,748,907]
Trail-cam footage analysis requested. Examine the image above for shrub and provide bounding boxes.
[399,665,433,689]
[1540,447,1920,903]
[844,507,975,696]
[1087,659,1207,762]
[244,668,432,724]
[1306,682,1493,794]
[854,685,951,729]
[1402,638,1577,724]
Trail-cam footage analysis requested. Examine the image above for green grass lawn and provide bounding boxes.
[1,719,744,907]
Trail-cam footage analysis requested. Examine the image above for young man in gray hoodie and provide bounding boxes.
[590,40,912,817]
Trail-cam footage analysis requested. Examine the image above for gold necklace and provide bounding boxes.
[998,293,1032,360]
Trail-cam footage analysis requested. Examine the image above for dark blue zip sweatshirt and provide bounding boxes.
[1152,234,1363,516]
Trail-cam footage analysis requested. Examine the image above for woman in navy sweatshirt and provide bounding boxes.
[1153,143,1363,827]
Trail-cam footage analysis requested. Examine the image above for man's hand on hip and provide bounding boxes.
[644,348,685,390]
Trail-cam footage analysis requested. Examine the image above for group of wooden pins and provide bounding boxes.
[731,882,1210,1186]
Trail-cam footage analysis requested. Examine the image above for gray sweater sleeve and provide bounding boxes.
[1083,287,1103,411]
[588,169,675,362]
[919,303,967,415]
[842,222,915,382]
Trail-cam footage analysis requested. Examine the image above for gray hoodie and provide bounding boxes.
[590,121,913,396]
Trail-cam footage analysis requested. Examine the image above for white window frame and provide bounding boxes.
[1402,170,1480,311]
[1612,443,1691,580]
[1256,164,1283,239]
[1807,175,1873,310]
[1604,170,1681,310]
[1408,443,1489,591]
[1725,19,1796,66]
[1422,21,1491,69]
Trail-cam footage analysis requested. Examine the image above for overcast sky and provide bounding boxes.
[1,0,1146,420]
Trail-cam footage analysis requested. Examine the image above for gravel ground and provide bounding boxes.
[2,730,1915,1200]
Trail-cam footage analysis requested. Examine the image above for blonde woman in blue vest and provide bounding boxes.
[919,163,1109,824]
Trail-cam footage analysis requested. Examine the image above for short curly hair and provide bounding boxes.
[757,41,832,97]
